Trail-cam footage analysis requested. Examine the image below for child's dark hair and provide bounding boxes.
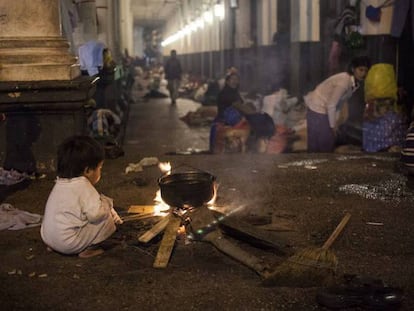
[57,135,104,178]
[348,56,371,73]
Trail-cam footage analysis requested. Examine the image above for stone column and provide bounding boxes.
[0,0,80,81]
[77,0,98,42]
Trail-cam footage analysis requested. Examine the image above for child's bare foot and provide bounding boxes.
[78,247,104,258]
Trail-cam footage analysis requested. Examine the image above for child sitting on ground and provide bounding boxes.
[41,135,123,258]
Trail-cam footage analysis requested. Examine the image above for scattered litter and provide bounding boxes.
[366,222,384,226]
[139,157,159,166]
[29,173,47,180]
[339,174,414,203]
[165,148,210,155]
[28,272,36,277]
[279,159,328,168]
[38,273,48,278]
[125,157,159,174]
[336,155,397,162]
[7,269,22,275]
[304,165,317,170]
[125,163,143,174]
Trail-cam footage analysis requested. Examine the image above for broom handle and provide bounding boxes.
[322,212,351,250]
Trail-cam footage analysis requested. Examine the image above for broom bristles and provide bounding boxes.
[262,247,338,287]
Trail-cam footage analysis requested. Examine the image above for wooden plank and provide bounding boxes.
[122,214,160,223]
[153,215,182,268]
[138,214,171,243]
[128,205,155,214]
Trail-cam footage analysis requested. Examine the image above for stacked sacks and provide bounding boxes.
[363,64,407,152]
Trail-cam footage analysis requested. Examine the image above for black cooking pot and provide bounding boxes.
[158,171,216,208]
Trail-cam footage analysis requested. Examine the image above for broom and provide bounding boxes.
[262,212,351,287]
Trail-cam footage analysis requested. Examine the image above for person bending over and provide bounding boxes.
[41,135,122,258]
[304,56,371,152]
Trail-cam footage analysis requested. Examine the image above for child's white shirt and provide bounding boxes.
[40,176,116,254]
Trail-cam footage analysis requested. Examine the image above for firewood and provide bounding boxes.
[138,215,171,243]
[153,214,182,268]
[128,205,156,214]
[121,214,160,222]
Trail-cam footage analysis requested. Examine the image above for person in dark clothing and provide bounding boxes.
[210,72,275,153]
[216,73,244,120]
[164,50,182,105]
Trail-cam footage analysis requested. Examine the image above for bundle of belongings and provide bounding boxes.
[362,64,407,152]
[78,40,105,76]
[259,88,307,153]
[0,203,42,230]
[209,88,306,154]
[209,100,276,154]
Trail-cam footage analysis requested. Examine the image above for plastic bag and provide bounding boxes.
[364,63,397,101]
[365,5,382,22]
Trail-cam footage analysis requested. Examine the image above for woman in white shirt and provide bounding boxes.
[305,56,371,152]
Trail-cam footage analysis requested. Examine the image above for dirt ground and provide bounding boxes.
[1,150,413,310]
[1,96,413,310]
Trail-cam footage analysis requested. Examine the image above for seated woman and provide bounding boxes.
[210,73,274,153]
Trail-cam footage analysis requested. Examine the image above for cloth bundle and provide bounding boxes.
[0,203,42,230]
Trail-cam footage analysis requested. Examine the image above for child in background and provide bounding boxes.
[41,135,123,258]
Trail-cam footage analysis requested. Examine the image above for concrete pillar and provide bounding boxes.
[235,0,251,48]
[77,0,98,42]
[0,0,80,81]
[119,0,133,56]
[96,0,115,52]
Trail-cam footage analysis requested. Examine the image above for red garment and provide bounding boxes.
[213,119,250,153]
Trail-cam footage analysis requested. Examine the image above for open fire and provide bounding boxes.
[126,161,283,277]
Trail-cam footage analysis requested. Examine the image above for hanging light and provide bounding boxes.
[214,3,225,20]
[203,10,213,24]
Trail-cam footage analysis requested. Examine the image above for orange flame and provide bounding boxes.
[158,162,171,174]
[153,189,170,216]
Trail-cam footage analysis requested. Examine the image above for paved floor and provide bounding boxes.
[122,96,211,157]
[1,92,413,310]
